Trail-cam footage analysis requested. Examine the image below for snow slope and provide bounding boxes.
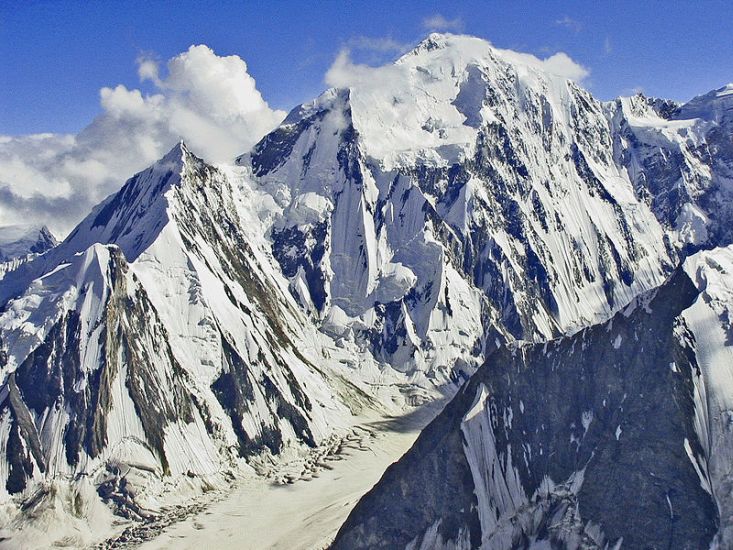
[682,246,733,548]
[610,84,733,250]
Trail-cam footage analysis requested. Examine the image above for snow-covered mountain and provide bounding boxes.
[610,84,733,251]
[1,32,733,547]
[0,224,57,280]
[0,143,385,544]
[333,247,733,549]
[238,34,676,381]
[0,225,57,262]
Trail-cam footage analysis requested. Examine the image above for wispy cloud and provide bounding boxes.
[555,16,583,33]
[604,36,613,54]
[346,36,411,54]
[620,85,645,97]
[422,14,464,32]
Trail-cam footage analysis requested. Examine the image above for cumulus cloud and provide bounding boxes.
[422,14,464,32]
[0,45,285,236]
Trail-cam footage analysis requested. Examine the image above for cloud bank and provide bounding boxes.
[0,45,285,236]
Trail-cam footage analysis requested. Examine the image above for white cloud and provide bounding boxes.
[496,49,590,83]
[0,45,285,237]
[325,49,405,89]
[345,36,411,54]
[422,14,464,32]
[555,16,583,32]
[326,36,589,93]
[136,54,162,85]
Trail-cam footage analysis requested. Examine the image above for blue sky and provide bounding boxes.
[1,0,732,135]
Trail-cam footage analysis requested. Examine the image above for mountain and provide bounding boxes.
[0,143,386,544]
[2,32,733,547]
[609,84,733,252]
[333,246,733,548]
[0,224,57,281]
[0,224,57,262]
[238,34,676,382]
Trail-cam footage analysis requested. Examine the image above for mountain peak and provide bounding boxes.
[0,224,58,261]
[157,139,191,169]
[675,82,733,123]
[54,142,199,262]
[0,141,220,307]
[406,32,452,54]
[402,33,488,60]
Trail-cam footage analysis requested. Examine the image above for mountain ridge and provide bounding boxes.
[1,33,733,547]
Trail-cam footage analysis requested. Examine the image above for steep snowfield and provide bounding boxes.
[682,246,733,548]
[610,84,733,250]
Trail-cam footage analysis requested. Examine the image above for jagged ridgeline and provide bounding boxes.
[1,31,733,545]
[238,35,732,381]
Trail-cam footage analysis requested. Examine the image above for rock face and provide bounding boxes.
[333,266,723,549]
